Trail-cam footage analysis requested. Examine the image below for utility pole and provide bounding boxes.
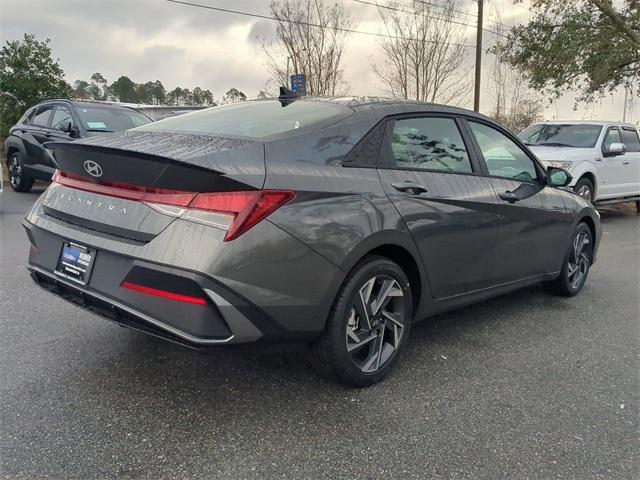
[473,0,484,113]
[286,57,291,87]
[622,86,628,122]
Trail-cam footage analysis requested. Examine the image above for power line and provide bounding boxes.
[412,0,478,21]
[351,0,507,38]
[160,0,475,47]
[352,0,477,27]
[356,0,478,22]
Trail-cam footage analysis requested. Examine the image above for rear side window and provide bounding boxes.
[20,108,36,125]
[388,117,472,173]
[621,128,640,152]
[31,105,55,127]
[135,100,352,139]
[469,121,538,182]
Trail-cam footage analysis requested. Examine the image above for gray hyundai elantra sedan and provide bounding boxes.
[24,96,601,386]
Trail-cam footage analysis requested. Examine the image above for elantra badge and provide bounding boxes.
[83,160,103,178]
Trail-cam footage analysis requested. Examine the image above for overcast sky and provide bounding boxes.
[0,0,636,122]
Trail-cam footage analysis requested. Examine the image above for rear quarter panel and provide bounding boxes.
[264,119,430,317]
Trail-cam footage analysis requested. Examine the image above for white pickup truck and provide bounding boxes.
[519,121,640,209]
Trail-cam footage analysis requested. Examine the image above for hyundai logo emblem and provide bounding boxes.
[83,160,103,178]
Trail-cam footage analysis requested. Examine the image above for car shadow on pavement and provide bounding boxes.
[597,202,639,221]
[76,282,577,400]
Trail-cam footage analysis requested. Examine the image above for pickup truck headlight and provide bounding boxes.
[545,161,573,170]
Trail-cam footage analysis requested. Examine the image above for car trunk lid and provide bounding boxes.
[42,131,267,242]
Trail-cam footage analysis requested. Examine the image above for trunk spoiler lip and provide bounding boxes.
[44,141,225,176]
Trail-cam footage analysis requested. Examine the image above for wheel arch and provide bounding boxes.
[569,208,601,263]
[339,231,430,318]
[573,170,598,199]
[578,214,596,240]
[5,136,26,164]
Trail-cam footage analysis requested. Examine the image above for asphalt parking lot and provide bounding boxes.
[1,185,638,480]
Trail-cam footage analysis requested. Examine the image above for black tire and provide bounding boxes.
[7,152,34,193]
[310,255,413,387]
[573,177,594,203]
[542,223,594,297]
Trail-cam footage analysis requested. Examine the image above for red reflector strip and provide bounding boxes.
[121,281,207,305]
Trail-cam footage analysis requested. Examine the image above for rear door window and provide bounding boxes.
[20,108,36,125]
[31,105,55,128]
[388,117,473,173]
[621,128,640,152]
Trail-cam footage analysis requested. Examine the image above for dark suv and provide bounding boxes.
[4,100,151,192]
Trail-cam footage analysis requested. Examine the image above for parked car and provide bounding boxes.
[4,100,152,193]
[519,121,640,209]
[24,97,601,386]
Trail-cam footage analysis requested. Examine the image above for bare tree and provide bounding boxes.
[374,0,472,105]
[489,13,543,133]
[264,0,353,96]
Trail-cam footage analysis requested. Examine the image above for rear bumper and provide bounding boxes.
[28,266,262,348]
[23,192,344,347]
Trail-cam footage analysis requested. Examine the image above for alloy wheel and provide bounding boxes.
[568,231,591,290]
[8,156,22,189]
[345,275,406,373]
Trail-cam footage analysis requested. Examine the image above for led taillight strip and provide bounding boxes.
[52,171,295,241]
[52,171,197,206]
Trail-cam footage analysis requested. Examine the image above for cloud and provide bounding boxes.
[247,19,275,45]
[0,0,631,119]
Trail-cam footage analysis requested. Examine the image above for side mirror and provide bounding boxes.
[67,124,80,138]
[605,142,626,156]
[547,167,572,187]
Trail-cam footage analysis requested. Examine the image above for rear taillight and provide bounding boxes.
[52,171,295,241]
[188,191,295,241]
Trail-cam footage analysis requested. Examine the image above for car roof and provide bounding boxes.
[34,99,143,112]
[530,120,638,128]
[299,95,489,117]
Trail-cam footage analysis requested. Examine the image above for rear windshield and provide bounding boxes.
[77,106,151,132]
[519,124,603,148]
[134,100,352,139]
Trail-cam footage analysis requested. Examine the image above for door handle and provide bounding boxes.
[499,191,520,203]
[391,182,428,195]
[623,161,630,165]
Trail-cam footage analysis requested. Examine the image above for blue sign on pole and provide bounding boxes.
[290,74,307,96]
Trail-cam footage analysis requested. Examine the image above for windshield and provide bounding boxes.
[134,100,352,139]
[76,106,151,132]
[519,124,602,148]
